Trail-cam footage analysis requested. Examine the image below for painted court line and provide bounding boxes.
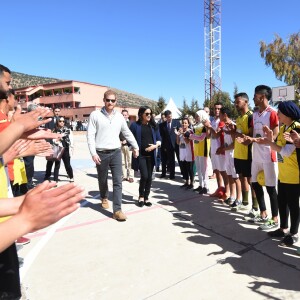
[20,197,91,282]
[20,192,201,282]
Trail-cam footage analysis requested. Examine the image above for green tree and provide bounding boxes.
[152,96,166,115]
[204,91,238,119]
[233,83,238,98]
[260,33,300,94]
[190,98,200,115]
[179,98,190,117]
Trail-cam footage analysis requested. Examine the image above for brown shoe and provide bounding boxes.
[113,210,127,221]
[101,199,109,209]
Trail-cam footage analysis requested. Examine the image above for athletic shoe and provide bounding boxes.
[239,204,249,211]
[186,184,194,190]
[244,215,269,224]
[258,219,278,230]
[193,186,202,192]
[280,234,299,246]
[244,208,259,219]
[224,198,231,205]
[268,228,286,238]
[231,200,242,211]
[199,187,209,194]
[180,183,189,188]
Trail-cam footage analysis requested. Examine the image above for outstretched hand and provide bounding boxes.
[12,106,53,132]
[17,181,85,232]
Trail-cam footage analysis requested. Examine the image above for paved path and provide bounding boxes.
[19,133,300,299]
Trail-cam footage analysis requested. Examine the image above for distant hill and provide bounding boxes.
[11,71,157,108]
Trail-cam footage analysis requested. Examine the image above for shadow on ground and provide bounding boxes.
[153,169,300,297]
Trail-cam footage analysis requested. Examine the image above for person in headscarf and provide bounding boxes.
[258,101,300,248]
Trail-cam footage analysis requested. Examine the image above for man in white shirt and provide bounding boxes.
[87,90,139,221]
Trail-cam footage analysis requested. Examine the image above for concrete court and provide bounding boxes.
[18,132,300,300]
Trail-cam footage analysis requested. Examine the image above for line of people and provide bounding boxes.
[158,85,300,255]
[0,64,85,299]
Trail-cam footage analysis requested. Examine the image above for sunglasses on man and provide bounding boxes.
[105,99,116,103]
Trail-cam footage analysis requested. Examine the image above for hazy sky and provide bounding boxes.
[1,0,299,107]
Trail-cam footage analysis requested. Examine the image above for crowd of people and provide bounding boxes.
[86,87,300,256]
[1,62,300,298]
[0,64,85,299]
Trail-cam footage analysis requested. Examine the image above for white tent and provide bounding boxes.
[155,97,182,121]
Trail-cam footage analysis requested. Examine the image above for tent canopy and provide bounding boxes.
[155,98,181,121]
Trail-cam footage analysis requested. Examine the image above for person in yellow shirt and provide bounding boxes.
[258,101,300,246]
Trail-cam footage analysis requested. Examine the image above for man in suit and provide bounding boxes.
[159,110,181,179]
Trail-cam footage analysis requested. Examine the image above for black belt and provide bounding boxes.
[97,148,118,154]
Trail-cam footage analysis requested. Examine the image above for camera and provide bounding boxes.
[184,131,191,138]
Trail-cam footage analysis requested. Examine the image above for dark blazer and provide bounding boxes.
[159,119,181,150]
[45,117,57,131]
[130,122,161,171]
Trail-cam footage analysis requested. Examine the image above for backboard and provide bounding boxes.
[272,85,295,102]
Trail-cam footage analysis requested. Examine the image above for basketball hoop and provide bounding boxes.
[272,85,295,102]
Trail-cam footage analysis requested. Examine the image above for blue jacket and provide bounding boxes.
[130,122,161,171]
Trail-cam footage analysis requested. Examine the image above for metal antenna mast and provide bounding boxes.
[204,0,222,102]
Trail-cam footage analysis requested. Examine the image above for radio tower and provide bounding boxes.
[204,0,222,102]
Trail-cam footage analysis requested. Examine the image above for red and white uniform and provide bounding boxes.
[251,106,279,186]
[211,118,225,171]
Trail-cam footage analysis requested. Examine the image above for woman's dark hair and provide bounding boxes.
[137,106,157,128]
[181,117,190,125]
[55,116,65,128]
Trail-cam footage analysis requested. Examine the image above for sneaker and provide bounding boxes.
[268,228,286,238]
[245,215,269,224]
[224,198,231,205]
[244,208,259,219]
[101,199,109,209]
[199,187,209,194]
[69,178,74,183]
[239,204,249,211]
[193,186,202,192]
[258,219,278,230]
[231,200,242,211]
[280,234,299,246]
[16,237,30,246]
[113,210,127,221]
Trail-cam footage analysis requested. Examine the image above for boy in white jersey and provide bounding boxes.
[204,102,229,199]
[217,107,242,207]
[241,85,279,230]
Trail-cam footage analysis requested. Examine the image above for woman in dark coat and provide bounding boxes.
[130,106,161,207]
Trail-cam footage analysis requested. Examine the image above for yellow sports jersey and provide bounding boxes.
[276,121,300,184]
[193,124,210,157]
[234,111,253,160]
[0,158,10,223]
[13,158,28,185]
